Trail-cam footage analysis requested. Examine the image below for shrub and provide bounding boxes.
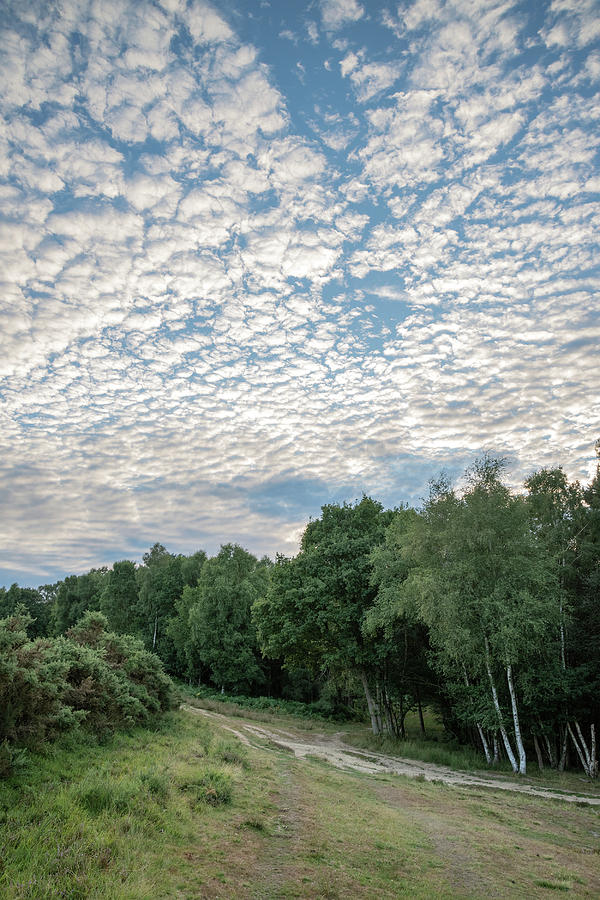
[0,609,175,773]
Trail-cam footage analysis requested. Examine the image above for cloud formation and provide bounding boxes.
[0,0,598,585]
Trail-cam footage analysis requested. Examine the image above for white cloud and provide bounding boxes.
[320,0,364,32]
[0,0,598,583]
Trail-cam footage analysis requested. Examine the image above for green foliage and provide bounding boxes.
[253,497,429,736]
[254,497,392,674]
[99,560,138,634]
[174,544,269,693]
[189,686,359,722]
[0,608,78,749]
[0,741,29,778]
[0,609,174,770]
[134,543,184,656]
[52,568,108,635]
[0,584,52,638]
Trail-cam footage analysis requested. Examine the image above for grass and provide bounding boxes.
[187,686,359,723]
[1,705,599,898]
[342,727,495,772]
[0,711,266,898]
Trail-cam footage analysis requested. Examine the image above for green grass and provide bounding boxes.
[186,685,359,723]
[342,727,496,772]
[1,706,599,898]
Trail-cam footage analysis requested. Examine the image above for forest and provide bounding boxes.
[1,449,599,779]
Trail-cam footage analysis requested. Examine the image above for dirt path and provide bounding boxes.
[182,705,600,806]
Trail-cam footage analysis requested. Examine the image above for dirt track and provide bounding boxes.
[182,704,600,806]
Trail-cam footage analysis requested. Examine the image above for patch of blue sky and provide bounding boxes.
[246,474,363,520]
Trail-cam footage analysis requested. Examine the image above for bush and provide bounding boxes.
[0,609,175,774]
[190,686,358,723]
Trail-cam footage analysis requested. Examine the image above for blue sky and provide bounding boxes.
[1,0,599,586]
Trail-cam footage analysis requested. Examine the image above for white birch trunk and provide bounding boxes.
[484,638,519,774]
[567,722,590,776]
[152,612,158,649]
[506,664,526,774]
[476,724,492,765]
[463,665,492,764]
[569,721,598,778]
[574,720,592,772]
[359,669,381,735]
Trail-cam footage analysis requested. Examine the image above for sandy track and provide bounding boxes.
[182,705,600,806]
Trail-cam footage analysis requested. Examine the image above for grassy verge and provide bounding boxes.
[0,710,275,898]
[2,705,599,898]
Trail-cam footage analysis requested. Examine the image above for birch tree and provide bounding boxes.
[400,459,559,774]
[135,544,183,656]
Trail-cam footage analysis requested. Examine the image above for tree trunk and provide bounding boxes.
[476,724,492,765]
[539,720,557,768]
[484,638,519,774]
[152,612,158,650]
[493,732,500,766]
[568,721,598,778]
[415,682,426,736]
[359,669,381,735]
[463,665,491,764]
[568,722,589,775]
[533,733,544,771]
[558,725,568,772]
[506,664,526,774]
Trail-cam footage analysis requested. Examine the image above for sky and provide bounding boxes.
[1,0,599,587]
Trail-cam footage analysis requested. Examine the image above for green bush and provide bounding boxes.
[0,740,29,778]
[190,686,357,722]
[0,609,175,773]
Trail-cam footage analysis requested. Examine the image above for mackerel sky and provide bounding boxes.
[1,0,599,586]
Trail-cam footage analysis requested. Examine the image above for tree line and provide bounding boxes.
[2,448,598,777]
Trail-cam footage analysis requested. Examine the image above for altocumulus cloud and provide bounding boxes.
[0,0,598,585]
